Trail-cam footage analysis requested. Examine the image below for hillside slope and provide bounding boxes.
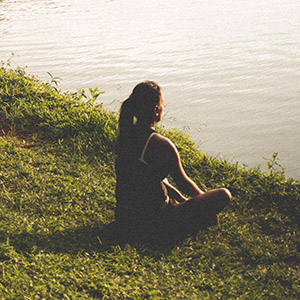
[0,65,299,299]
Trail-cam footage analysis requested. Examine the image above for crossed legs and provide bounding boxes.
[183,188,231,213]
[168,188,232,229]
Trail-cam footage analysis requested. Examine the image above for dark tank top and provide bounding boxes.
[115,129,169,214]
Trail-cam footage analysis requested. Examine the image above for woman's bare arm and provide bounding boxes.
[167,141,204,197]
[146,133,204,197]
[162,178,187,202]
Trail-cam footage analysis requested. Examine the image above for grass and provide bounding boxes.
[0,64,299,299]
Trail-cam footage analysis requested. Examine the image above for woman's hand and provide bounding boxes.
[163,179,188,203]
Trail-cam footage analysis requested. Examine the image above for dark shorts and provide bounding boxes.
[115,199,219,241]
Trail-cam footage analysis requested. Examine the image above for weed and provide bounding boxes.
[263,151,286,176]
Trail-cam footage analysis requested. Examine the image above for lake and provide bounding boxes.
[1,0,300,179]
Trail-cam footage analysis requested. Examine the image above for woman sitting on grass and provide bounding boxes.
[115,81,231,238]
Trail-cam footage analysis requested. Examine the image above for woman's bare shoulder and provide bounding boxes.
[146,133,178,162]
[151,133,176,149]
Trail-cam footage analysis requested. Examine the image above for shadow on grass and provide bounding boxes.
[5,220,217,256]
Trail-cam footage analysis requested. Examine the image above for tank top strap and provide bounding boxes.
[139,132,156,164]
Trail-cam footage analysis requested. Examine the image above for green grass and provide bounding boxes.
[0,65,299,299]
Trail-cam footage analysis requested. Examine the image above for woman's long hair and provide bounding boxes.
[116,81,162,155]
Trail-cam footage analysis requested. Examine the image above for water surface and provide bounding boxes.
[1,0,300,178]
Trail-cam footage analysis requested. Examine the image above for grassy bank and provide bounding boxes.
[0,65,299,299]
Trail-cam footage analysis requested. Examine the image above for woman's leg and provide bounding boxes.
[170,188,231,229]
[182,188,231,214]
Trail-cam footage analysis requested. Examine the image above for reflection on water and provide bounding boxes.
[0,0,300,179]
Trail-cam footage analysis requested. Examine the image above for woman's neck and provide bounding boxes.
[150,121,156,130]
[136,120,156,130]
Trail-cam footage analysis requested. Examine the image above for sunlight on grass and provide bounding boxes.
[0,65,299,299]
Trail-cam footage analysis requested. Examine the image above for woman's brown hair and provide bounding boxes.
[116,81,162,155]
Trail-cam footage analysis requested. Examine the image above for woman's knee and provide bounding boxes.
[218,188,232,204]
[210,188,231,213]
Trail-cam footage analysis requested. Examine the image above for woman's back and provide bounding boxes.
[115,129,169,213]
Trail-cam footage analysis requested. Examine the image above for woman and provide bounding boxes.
[115,81,231,239]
